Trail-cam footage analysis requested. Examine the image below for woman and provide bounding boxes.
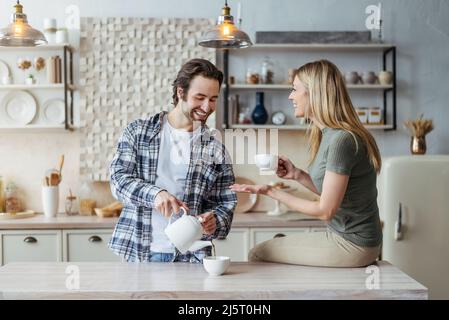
[230,60,383,268]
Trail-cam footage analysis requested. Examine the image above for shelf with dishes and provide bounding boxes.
[221,43,397,131]
[228,123,393,131]
[0,45,75,131]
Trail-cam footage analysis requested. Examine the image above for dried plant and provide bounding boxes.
[404,114,434,137]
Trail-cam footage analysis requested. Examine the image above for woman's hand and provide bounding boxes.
[229,184,272,195]
[277,155,300,180]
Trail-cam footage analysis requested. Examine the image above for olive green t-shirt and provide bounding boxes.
[308,128,382,247]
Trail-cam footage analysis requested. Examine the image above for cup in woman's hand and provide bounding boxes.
[254,154,278,175]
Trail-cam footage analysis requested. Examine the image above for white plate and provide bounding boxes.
[0,90,37,125]
[42,99,65,124]
[234,177,258,214]
[0,60,10,81]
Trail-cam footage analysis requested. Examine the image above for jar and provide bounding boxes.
[43,18,57,44]
[356,108,368,124]
[65,189,78,216]
[368,107,382,124]
[5,181,21,214]
[246,68,259,84]
[79,181,96,216]
[260,56,274,84]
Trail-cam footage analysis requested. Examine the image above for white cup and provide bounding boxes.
[254,154,278,175]
[203,256,231,276]
[56,29,68,44]
[42,186,59,218]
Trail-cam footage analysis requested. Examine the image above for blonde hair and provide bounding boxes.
[296,60,381,173]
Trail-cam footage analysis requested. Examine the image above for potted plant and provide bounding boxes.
[25,74,36,85]
[404,114,434,155]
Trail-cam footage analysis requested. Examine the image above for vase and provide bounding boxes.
[251,92,268,124]
[410,136,426,155]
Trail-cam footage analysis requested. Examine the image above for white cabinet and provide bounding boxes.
[0,230,62,265]
[0,226,326,265]
[250,228,309,247]
[214,229,250,262]
[63,229,120,262]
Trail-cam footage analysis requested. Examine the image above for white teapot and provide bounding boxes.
[164,207,212,254]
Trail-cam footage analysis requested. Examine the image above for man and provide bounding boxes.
[108,58,237,263]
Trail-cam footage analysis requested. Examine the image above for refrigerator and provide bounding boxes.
[379,155,449,299]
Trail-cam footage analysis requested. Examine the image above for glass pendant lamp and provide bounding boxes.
[199,0,252,49]
[0,1,47,47]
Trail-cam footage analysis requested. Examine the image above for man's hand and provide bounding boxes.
[154,190,188,218]
[198,211,216,235]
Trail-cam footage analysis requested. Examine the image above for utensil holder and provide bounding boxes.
[42,186,59,218]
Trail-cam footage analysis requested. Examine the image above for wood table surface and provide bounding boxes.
[0,261,427,300]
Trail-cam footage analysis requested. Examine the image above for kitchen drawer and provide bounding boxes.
[0,230,62,265]
[213,228,249,262]
[63,229,120,262]
[250,228,309,247]
[309,227,327,232]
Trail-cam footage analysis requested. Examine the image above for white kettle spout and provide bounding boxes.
[188,240,212,252]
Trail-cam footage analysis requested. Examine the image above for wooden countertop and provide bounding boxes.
[0,261,427,300]
[0,212,326,230]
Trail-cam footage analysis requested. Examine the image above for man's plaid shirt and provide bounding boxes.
[108,111,237,262]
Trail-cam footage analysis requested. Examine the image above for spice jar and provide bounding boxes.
[65,189,78,216]
[246,68,259,84]
[260,56,274,84]
[5,181,22,214]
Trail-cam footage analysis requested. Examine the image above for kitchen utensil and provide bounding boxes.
[42,99,65,124]
[58,154,64,173]
[42,186,59,218]
[0,210,36,220]
[234,177,257,213]
[203,256,231,276]
[50,172,60,186]
[164,207,212,254]
[0,90,37,125]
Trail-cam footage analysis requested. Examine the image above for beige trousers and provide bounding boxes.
[248,228,381,268]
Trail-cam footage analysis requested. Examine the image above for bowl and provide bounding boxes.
[203,256,230,276]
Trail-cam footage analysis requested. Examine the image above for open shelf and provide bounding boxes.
[0,84,65,90]
[245,43,394,51]
[228,124,393,131]
[0,44,72,51]
[221,43,397,131]
[0,124,79,133]
[227,84,393,90]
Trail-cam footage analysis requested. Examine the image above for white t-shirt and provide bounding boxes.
[151,117,200,253]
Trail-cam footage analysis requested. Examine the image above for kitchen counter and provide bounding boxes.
[0,212,326,230]
[0,261,427,300]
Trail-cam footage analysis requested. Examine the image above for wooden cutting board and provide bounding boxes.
[0,210,36,220]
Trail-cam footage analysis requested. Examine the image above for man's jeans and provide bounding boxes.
[149,251,202,263]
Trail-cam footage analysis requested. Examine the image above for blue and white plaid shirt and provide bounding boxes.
[108,111,237,262]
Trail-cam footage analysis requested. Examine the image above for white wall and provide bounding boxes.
[0,0,448,212]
